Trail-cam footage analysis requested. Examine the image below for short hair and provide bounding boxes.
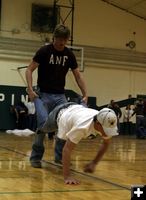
[53,24,70,39]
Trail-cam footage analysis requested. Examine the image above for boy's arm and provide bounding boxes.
[72,68,88,104]
[25,61,39,101]
[84,138,111,173]
[62,139,80,184]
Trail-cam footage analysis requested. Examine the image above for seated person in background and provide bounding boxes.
[10,101,28,129]
[35,99,119,185]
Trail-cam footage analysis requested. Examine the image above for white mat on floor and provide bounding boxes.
[6,129,35,136]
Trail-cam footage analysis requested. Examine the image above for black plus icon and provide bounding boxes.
[134,188,143,197]
[131,185,146,200]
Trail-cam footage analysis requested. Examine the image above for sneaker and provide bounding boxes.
[31,161,42,168]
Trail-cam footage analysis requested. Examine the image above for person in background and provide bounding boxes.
[132,98,144,138]
[10,101,28,129]
[143,99,146,117]
[108,100,122,133]
[123,104,134,135]
[25,24,88,168]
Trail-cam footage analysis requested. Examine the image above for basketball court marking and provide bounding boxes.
[0,145,130,191]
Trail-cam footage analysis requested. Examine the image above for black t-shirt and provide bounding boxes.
[33,44,78,93]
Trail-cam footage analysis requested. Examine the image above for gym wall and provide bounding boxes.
[0,0,146,120]
[1,0,146,51]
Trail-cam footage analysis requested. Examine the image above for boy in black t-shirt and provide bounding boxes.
[25,24,88,168]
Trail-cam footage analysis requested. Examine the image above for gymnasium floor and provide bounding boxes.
[0,132,146,200]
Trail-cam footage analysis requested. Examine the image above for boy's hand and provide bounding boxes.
[84,162,96,173]
[64,177,80,185]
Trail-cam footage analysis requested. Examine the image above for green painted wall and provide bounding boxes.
[0,85,28,130]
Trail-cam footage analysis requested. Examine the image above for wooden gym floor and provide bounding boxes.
[0,132,146,200]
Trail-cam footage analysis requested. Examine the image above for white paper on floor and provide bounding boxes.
[6,129,35,136]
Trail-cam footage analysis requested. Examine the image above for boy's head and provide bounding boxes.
[94,108,118,138]
[53,24,70,39]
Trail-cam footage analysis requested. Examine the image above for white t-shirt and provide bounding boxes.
[57,105,99,144]
[123,109,134,122]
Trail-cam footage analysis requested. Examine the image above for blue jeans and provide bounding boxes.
[40,101,78,162]
[30,93,67,162]
[41,101,77,133]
